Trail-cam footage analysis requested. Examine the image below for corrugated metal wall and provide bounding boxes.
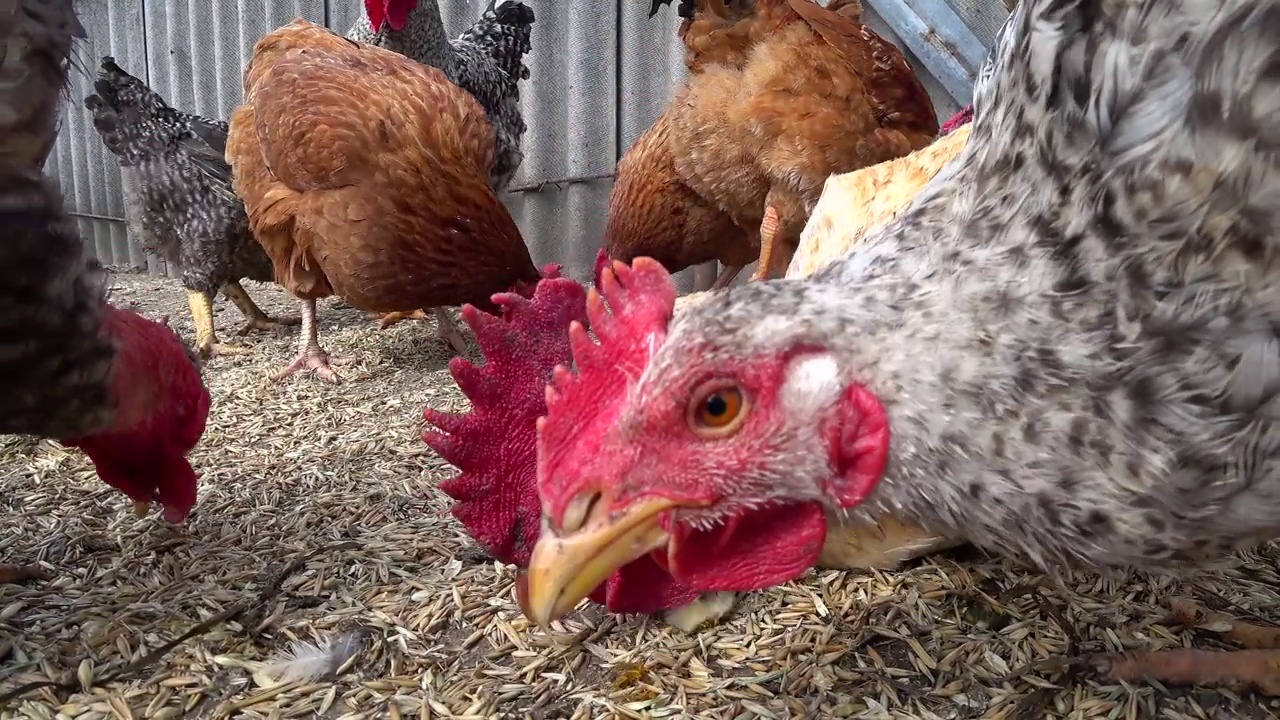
[46,0,1006,291]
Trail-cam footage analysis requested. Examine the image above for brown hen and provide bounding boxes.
[599,109,757,290]
[226,19,543,382]
[661,0,940,281]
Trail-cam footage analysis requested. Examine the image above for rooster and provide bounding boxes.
[83,58,296,359]
[1,0,211,583]
[457,0,1280,694]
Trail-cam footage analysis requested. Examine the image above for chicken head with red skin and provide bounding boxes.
[60,306,211,523]
[523,258,890,627]
[423,263,703,616]
[364,0,417,31]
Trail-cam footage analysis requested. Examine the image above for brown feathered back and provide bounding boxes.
[226,20,538,313]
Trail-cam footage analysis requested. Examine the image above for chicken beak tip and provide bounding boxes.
[522,497,680,626]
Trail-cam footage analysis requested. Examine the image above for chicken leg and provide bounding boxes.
[222,280,301,336]
[273,298,340,383]
[1098,597,1280,695]
[187,289,248,359]
[711,264,745,290]
[752,205,785,281]
[378,308,428,329]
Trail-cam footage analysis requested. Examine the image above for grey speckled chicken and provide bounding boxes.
[521,0,1280,693]
[83,59,299,359]
[349,0,535,191]
[1,0,212,584]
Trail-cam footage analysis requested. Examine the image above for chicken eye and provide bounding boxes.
[688,383,748,436]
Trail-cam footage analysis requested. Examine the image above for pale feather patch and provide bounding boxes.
[780,353,843,416]
[253,631,364,687]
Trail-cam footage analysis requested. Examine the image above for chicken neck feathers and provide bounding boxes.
[655,0,1280,572]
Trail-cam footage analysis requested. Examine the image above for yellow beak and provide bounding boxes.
[521,496,679,628]
[133,501,151,517]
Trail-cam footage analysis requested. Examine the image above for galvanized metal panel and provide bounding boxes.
[45,0,147,271]
[49,0,1003,293]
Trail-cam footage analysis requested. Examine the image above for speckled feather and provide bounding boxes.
[227,20,538,312]
[0,0,117,439]
[83,58,275,296]
[346,0,535,191]
[636,0,1280,573]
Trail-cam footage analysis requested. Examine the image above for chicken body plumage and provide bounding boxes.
[621,0,1280,571]
[346,0,535,191]
[83,59,295,357]
[665,0,940,280]
[227,20,539,359]
[2,0,209,527]
[84,60,274,296]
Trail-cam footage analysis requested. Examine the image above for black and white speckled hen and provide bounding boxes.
[518,0,1280,693]
[1,0,211,584]
[83,58,297,359]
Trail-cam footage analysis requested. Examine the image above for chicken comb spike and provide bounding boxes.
[423,277,588,567]
[539,258,677,503]
[536,257,700,613]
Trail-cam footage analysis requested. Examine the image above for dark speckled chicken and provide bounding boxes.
[84,58,300,359]
[1,0,211,585]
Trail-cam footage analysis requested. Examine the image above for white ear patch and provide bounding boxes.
[780,354,843,415]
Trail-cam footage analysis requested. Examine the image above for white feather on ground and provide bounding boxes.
[253,630,364,687]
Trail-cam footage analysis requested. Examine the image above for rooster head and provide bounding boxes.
[423,271,700,615]
[60,307,211,524]
[364,0,418,32]
[521,259,890,627]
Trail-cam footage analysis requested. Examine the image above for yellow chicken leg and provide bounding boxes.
[221,280,301,336]
[187,289,249,359]
[752,205,783,281]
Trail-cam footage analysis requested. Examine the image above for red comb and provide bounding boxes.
[424,278,587,566]
[592,247,610,289]
[537,258,701,613]
[940,104,972,135]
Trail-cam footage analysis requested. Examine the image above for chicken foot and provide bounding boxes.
[1097,597,1280,695]
[0,563,51,584]
[378,308,428,329]
[187,289,249,359]
[376,308,470,354]
[187,283,299,359]
[273,298,341,383]
[223,280,301,336]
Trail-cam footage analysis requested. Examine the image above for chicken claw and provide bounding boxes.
[434,308,470,355]
[223,281,301,335]
[273,298,342,383]
[0,563,52,585]
[377,308,429,329]
[273,346,341,383]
